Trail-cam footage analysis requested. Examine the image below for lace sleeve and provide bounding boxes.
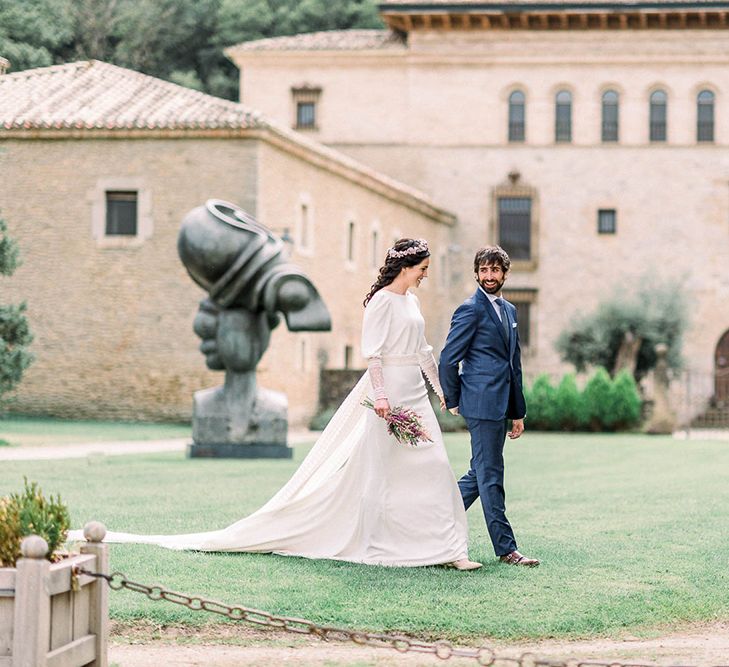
[419,350,444,401]
[367,357,387,401]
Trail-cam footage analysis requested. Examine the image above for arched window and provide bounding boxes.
[508,90,525,142]
[697,90,715,142]
[601,90,619,142]
[555,90,572,142]
[649,90,667,142]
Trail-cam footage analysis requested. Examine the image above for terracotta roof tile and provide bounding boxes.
[0,60,265,130]
[0,59,454,224]
[228,29,406,52]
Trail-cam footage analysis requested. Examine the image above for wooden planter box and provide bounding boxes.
[0,524,108,667]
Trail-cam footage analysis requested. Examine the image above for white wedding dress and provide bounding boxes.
[70,289,469,566]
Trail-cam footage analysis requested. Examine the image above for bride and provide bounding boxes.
[71,238,481,570]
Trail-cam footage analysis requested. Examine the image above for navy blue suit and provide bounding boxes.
[438,289,526,556]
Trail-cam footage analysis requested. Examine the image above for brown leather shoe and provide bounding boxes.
[499,550,539,567]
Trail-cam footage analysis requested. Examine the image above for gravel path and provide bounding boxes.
[0,430,317,461]
[108,621,729,666]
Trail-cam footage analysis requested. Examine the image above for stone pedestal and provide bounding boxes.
[188,382,292,459]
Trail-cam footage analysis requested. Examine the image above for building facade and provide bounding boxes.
[228,0,729,412]
[0,60,453,423]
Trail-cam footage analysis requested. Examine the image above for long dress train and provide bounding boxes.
[69,289,469,566]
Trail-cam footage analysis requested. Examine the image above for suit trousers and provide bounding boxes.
[458,417,517,557]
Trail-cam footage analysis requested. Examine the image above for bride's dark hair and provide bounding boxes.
[363,238,430,307]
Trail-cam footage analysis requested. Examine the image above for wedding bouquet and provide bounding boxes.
[361,397,433,447]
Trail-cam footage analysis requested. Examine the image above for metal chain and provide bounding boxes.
[74,566,705,667]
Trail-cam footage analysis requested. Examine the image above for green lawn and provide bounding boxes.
[0,416,190,446]
[1,433,727,641]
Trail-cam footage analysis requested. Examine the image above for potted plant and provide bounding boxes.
[0,479,108,666]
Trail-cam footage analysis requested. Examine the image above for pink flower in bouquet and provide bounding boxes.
[361,397,433,447]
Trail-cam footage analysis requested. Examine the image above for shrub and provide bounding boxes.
[0,478,70,567]
[554,373,587,431]
[525,374,558,431]
[609,369,642,430]
[582,367,614,431]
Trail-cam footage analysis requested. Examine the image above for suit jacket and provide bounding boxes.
[439,289,526,421]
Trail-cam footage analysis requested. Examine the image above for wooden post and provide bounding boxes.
[12,535,50,667]
[80,522,108,667]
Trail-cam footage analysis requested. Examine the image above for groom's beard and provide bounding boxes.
[477,277,506,294]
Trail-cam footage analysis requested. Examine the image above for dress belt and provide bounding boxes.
[381,354,420,366]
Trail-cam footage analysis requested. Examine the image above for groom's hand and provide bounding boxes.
[449,407,459,416]
[508,419,525,439]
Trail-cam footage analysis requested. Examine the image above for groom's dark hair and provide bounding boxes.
[473,246,511,275]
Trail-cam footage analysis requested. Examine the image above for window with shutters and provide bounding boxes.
[554,90,572,143]
[508,90,526,142]
[601,90,619,142]
[105,191,137,236]
[292,86,321,130]
[498,197,532,261]
[697,90,715,143]
[650,90,667,142]
[598,209,617,234]
[491,177,539,271]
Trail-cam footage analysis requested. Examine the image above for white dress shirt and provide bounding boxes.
[478,284,505,322]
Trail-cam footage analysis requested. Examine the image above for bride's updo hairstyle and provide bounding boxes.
[363,238,430,307]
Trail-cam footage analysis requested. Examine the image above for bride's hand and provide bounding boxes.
[439,396,446,411]
[374,398,391,418]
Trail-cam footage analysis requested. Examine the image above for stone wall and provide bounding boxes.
[0,132,452,423]
[231,27,729,397]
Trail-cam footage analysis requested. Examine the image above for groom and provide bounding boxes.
[439,246,539,567]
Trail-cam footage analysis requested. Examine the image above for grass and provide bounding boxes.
[0,415,190,447]
[0,432,727,641]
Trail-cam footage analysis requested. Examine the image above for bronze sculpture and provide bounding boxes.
[178,200,331,458]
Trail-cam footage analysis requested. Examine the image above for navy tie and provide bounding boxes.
[494,297,509,339]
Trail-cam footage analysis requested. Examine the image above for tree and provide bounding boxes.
[0,217,33,403]
[556,280,688,382]
[0,0,74,70]
[1,0,383,100]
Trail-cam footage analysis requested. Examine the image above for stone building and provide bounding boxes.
[0,60,453,423]
[228,0,729,414]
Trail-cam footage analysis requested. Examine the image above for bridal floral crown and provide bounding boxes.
[387,239,428,259]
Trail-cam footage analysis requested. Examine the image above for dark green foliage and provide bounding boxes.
[556,281,687,382]
[553,373,587,431]
[524,374,558,431]
[582,367,614,431]
[0,0,74,70]
[0,217,33,402]
[609,369,642,431]
[0,478,70,567]
[526,368,642,432]
[1,0,383,100]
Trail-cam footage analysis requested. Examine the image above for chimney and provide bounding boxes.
[0,57,8,75]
